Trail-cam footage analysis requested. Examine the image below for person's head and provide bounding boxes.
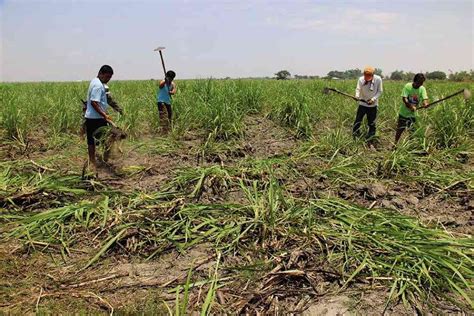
[98,65,114,84]
[412,73,425,88]
[363,66,375,81]
[165,70,176,82]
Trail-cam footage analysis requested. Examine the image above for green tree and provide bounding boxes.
[390,70,404,80]
[275,70,291,80]
[404,72,416,81]
[426,71,447,80]
[326,70,345,79]
[449,71,473,82]
[343,69,362,79]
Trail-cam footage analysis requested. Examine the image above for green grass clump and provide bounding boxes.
[310,198,474,309]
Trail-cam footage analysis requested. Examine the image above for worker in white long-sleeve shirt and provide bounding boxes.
[353,66,383,142]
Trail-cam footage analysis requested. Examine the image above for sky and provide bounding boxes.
[0,0,473,82]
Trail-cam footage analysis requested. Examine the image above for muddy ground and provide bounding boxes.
[1,114,472,314]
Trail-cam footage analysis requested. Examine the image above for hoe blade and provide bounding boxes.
[463,88,472,100]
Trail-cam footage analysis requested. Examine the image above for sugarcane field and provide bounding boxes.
[1,1,473,315]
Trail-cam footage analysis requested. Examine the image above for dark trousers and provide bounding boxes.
[353,105,377,140]
[157,102,172,132]
[85,118,108,145]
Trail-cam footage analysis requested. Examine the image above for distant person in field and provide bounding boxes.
[394,73,429,144]
[84,65,118,172]
[352,66,383,143]
[157,70,177,133]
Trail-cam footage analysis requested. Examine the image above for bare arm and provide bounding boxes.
[402,97,417,111]
[169,82,177,95]
[91,101,111,121]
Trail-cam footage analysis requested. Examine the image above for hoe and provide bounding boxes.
[323,87,369,103]
[153,46,167,77]
[420,88,471,110]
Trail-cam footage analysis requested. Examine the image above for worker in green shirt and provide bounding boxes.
[395,73,430,144]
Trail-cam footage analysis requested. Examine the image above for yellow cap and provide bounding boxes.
[363,66,375,75]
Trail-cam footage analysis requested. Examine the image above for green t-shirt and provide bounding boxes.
[399,83,428,118]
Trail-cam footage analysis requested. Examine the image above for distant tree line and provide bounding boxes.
[294,74,320,79]
[390,70,447,81]
[325,68,383,80]
[389,70,474,81]
[274,69,473,81]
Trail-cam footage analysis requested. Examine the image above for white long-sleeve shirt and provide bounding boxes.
[355,75,383,107]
